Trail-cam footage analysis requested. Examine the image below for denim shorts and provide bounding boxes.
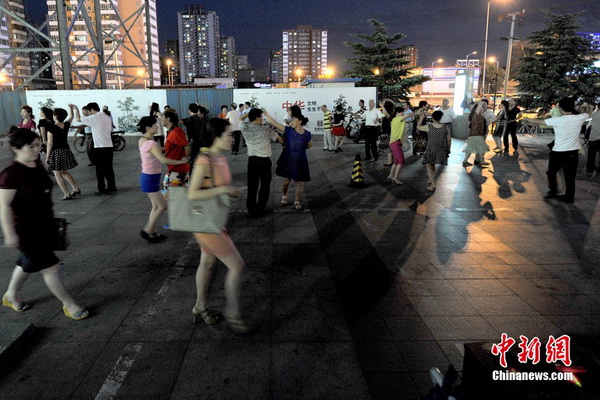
[140,173,162,193]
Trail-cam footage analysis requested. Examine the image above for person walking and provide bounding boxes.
[321,105,334,151]
[187,118,249,334]
[525,97,590,203]
[18,105,36,132]
[362,99,384,161]
[46,107,81,200]
[225,103,242,155]
[503,98,522,155]
[72,102,116,195]
[462,101,490,167]
[149,102,165,147]
[137,116,188,243]
[1,128,89,320]
[331,105,346,152]
[418,110,451,191]
[492,100,509,154]
[263,110,312,211]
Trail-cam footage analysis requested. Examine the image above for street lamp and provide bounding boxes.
[483,0,509,95]
[0,73,14,91]
[431,58,443,68]
[372,67,380,76]
[138,69,147,89]
[465,51,477,66]
[488,57,500,110]
[295,68,303,82]
[166,59,174,86]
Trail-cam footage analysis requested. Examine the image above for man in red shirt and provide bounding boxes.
[162,111,190,185]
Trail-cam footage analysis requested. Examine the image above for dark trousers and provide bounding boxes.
[86,134,96,164]
[586,139,600,172]
[94,147,116,192]
[364,126,380,160]
[547,150,578,202]
[247,156,272,215]
[232,130,242,153]
[503,122,518,151]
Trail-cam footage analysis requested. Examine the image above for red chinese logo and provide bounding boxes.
[492,334,572,368]
[491,333,515,368]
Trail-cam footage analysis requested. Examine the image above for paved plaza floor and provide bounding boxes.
[1,132,599,399]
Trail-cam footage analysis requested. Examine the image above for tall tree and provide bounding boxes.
[514,12,600,110]
[344,19,429,100]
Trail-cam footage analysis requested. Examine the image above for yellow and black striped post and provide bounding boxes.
[348,154,367,188]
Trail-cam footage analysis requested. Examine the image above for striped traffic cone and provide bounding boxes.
[348,154,367,188]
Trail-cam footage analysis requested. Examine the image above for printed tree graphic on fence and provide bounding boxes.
[333,94,349,112]
[116,97,140,132]
[38,98,56,109]
[249,95,260,108]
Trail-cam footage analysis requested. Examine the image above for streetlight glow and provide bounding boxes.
[431,59,443,68]
[372,67,380,76]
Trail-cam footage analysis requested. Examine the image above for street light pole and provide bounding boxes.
[482,0,492,96]
[503,13,518,100]
[465,51,477,67]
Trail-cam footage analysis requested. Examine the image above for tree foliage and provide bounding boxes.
[344,19,429,100]
[514,12,600,110]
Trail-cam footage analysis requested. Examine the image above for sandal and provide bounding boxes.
[192,307,221,325]
[226,317,252,334]
[71,188,81,196]
[294,201,302,211]
[280,195,288,205]
[140,230,166,243]
[2,295,30,312]
[391,179,403,185]
[62,194,73,201]
[63,306,89,320]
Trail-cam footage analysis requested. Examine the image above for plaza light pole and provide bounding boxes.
[166,59,174,86]
[465,51,477,67]
[430,59,442,104]
[488,57,500,110]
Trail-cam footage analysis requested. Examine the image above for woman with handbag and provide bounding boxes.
[187,118,249,334]
[0,128,89,320]
[138,116,188,243]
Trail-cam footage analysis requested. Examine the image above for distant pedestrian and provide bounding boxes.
[225,103,242,154]
[503,98,522,155]
[462,101,490,167]
[188,118,249,334]
[137,116,188,243]
[362,99,384,161]
[149,102,165,147]
[219,105,228,119]
[37,107,54,151]
[418,110,451,191]
[439,99,457,136]
[387,105,414,184]
[1,128,88,320]
[182,103,205,164]
[492,100,509,153]
[321,105,334,151]
[46,106,81,200]
[72,102,117,195]
[239,108,284,217]
[263,110,312,211]
[18,105,36,132]
[352,99,367,144]
[331,104,346,152]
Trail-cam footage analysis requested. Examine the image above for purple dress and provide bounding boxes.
[276,126,311,182]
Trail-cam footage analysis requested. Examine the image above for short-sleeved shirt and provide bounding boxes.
[469,113,487,137]
[589,111,600,142]
[333,112,345,125]
[81,112,113,148]
[544,113,589,152]
[18,119,36,131]
[38,119,52,136]
[139,138,162,174]
[363,108,384,126]
[506,107,521,123]
[240,121,278,158]
[391,116,406,143]
[322,111,332,131]
[183,114,204,143]
[195,154,232,188]
[439,107,456,123]
[47,122,71,150]
[226,110,241,130]
[165,126,190,173]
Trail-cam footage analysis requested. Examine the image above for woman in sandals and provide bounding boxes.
[1,128,88,320]
[187,118,249,334]
[418,110,451,191]
[262,110,312,210]
[46,106,81,200]
[137,116,188,243]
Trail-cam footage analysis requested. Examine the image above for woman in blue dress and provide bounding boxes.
[262,109,312,210]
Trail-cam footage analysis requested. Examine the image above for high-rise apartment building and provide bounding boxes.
[269,49,283,83]
[178,4,219,82]
[219,35,235,79]
[282,25,327,82]
[163,39,180,84]
[0,0,31,89]
[46,0,160,89]
[397,45,419,69]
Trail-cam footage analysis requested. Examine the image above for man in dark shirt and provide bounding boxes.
[182,103,204,165]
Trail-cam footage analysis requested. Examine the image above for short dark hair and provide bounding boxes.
[419,101,428,108]
[138,116,157,133]
[245,101,252,107]
[81,106,90,112]
[20,105,33,118]
[359,99,364,104]
[431,110,443,122]
[189,103,199,113]
[335,105,343,112]
[9,128,39,149]
[163,110,179,125]
[248,108,263,122]
[290,105,302,119]
[204,118,230,147]
[54,108,68,123]
[231,103,237,109]
[558,97,576,113]
[198,106,208,116]
[87,102,100,112]
[40,107,53,120]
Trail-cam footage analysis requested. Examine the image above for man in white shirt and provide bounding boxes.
[439,98,457,135]
[226,103,242,155]
[362,99,384,161]
[240,108,284,217]
[526,97,589,203]
[72,102,116,195]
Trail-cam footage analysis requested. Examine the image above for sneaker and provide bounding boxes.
[544,192,558,200]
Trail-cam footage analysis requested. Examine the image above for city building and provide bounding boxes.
[0,0,31,89]
[0,12,14,90]
[578,32,600,54]
[282,25,327,83]
[269,49,283,83]
[177,4,219,82]
[29,38,56,90]
[456,59,480,68]
[162,39,180,85]
[46,0,160,89]
[397,45,418,69]
[219,35,235,79]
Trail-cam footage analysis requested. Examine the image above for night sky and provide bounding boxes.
[23,0,600,72]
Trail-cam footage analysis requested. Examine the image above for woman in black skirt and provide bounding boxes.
[46,106,81,200]
[1,129,88,320]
